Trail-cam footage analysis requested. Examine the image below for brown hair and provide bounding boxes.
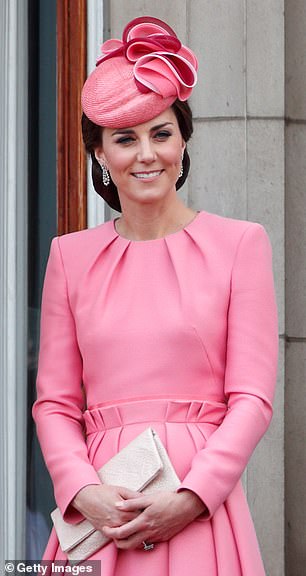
[81,99,194,212]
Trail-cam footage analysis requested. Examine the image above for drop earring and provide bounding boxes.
[101,164,110,186]
[178,152,184,178]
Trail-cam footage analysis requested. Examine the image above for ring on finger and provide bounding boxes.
[142,540,155,551]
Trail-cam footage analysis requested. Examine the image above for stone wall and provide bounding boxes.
[106,1,306,573]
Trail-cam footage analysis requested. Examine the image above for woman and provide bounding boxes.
[33,16,278,575]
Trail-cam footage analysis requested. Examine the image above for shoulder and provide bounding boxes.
[192,211,275,294]
[57,220,115,249]
[198,210,265,236]
[49,220,116,262]
[46,220,118,285]
[193,210,271,256]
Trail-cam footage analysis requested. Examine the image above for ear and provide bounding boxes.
[94,146,107,167]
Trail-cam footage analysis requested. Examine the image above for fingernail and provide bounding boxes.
[115,501,124,508]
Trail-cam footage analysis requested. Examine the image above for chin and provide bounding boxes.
[134,181,176,201]
[137,190,171,205]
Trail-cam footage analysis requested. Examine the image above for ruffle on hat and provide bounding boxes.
[81,16,198,128]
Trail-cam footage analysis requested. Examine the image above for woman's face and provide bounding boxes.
[95,107,185,208]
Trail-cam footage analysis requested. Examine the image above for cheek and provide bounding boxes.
[165,140,184,163]
[165,149,182,168]
[107,153,131,176]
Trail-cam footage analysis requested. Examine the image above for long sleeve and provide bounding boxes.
[178,223,278,517]
[32,238,101,522]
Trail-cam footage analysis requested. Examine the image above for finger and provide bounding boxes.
[114,535,141,550]
[117,510,140,524]
[103,514,144,540]
[115,495,151,511]
[116,486,143,500]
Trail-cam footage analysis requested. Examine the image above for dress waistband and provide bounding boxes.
[83,398,227,435]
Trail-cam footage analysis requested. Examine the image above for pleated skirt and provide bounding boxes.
[43,398,266,576]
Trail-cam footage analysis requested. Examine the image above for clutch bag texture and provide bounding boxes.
[51,427,180,562]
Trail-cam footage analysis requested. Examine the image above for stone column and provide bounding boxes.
[108,2,285,574]
[189,4,285,574]
[285,2,306,575]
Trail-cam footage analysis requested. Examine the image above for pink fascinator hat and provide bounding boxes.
[81,16,198,128]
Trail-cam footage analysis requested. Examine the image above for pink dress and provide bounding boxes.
[33,210,278,575]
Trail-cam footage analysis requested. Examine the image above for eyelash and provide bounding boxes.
[115,131,172,145]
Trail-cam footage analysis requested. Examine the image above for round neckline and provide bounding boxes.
[112,211,202,244]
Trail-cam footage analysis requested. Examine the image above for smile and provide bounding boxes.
[132,170,163,179]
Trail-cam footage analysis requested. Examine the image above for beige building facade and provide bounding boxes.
[106,2,306,572]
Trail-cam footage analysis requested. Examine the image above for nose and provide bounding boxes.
[136,138,157,163]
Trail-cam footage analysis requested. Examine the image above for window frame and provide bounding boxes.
[57,0,87,235]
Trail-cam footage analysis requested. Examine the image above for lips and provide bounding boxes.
[132,170,163,179]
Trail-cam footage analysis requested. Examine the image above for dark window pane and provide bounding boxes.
[27,0,57,559]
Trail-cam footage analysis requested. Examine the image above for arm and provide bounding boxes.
[178,223,279,517]
[33,238,152,529]
[32,237,101,522]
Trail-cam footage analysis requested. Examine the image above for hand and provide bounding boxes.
[102,489,207,549]
[72,484,143,533]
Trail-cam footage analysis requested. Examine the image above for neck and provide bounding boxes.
[116,197,196,241]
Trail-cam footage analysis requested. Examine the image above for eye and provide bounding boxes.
[115,136,135,145]
[154,130,171,140]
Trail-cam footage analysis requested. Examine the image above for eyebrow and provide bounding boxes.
[111,122,174,136]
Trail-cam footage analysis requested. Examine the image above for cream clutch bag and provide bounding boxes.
[51,427,180,563]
